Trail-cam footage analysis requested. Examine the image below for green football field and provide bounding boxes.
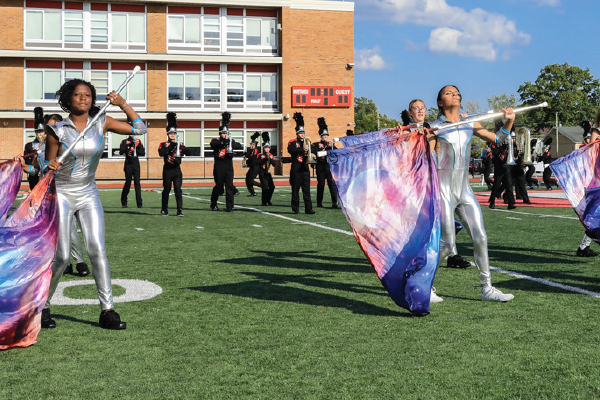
[3,184,600,399]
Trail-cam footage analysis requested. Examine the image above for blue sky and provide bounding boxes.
[350,0,600,120]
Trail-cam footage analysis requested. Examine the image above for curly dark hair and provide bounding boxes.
[55,79,99,116]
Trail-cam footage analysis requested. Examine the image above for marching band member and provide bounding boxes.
[44,78,147,329]
[311,117,338,209]
[432,85,514,302]
[287,112,315,215]
[159,112,189,217]
[540,136,555,190]
[22,107,46,189]
[258,132,276,206]
[119,133,145,208]
[210,112,242,212]
[489,124,516,210]
[244,132,262,197]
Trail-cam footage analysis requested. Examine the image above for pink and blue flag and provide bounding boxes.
[328,131,441,315]
[0,163,58,350]
[550,141,600,242]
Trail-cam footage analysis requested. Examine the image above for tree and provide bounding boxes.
[487,93,518,111]
[518,63,600,130]
[354,96,399,134]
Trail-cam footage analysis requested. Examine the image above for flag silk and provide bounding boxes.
[0,168,58,350]
[338,127,399,148]
[0,160,23,224]
[328,131,441,315]
[550,141,600,242]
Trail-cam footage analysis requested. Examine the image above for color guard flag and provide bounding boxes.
[550,141,600,242]
[328,131,441,315]
[0,163,58,350]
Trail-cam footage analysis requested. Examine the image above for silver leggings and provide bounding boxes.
[438,168,492,288]
[70,215,85,264]
[45,188,113,310]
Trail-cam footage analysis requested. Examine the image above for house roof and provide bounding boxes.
[548,126,585,143]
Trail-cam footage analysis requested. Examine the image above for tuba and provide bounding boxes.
[506,133,516,165]
[516,127,532,164]
[242,154,248,169]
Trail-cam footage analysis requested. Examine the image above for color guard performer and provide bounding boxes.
[311,117,338,209]
[432,85,514,302]
[44,78,147,329]
[158,112,189,216]
[287,112,315,215]
[576,121,598,257]
[210,112,242,212]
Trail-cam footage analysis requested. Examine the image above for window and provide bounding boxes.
[26,70,61,100]
[25,10,62,41]
[25,63,147,110]
[226,17,243,52]
[203,16,220,51]
[227,74,244,105]
[204,73,221,105]
[246,18,277,54]
[25,3,146,52]
[168,73,201,101]
[182,130,202,156]
[246,74,277,102]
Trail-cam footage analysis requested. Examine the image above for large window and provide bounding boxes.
[24,62,147,110]
[24,2,146,52]
[167,65,278,112]
[105,131,147,159]
[167,8,277,55]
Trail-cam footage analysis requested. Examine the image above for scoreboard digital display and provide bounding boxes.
[291,86,352,108]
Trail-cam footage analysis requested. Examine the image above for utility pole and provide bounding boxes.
[555,112,559,157]
[377,107,380,131]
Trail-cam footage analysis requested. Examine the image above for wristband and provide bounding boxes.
[131,117,141,124]
[28,165,33,174]
[501,127,510,135]
[121,105,130,112]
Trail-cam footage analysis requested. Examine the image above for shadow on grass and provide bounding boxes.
[456,243,581,266]
[188,271,411,317]
[51,313,99,328]
[219,250,370,274]
[491,268,600,294]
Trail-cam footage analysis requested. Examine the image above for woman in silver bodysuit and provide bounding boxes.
[43,79,147,329]
[433,85,515,302]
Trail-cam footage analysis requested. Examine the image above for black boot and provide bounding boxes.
[64,264,74,276]
[99,309,126,330]
[76,262,90,277]
[41,308,56,329]
[446,254,471,269]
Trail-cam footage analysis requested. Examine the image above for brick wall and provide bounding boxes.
[0,0,24,50]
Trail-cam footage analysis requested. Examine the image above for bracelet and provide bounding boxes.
[501,127,510,134]
[121,104,130,112]
[28,165,33,174]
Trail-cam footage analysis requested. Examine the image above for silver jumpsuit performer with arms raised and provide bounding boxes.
[432,85,514,302]
[42,79,146,330]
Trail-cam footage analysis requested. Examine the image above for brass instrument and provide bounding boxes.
[506,133,516,165]
[516,127,532,164]
[242,155,248,169]
[304,138,316,164]
[265,154,272,175]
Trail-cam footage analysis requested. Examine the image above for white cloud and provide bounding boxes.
[358,0,531,61]
[355,47,388,70]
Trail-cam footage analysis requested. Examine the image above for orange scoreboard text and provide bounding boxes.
[291,86,352,107]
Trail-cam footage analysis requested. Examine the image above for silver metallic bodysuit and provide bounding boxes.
[434,115,506,288]
[44,114,146,310]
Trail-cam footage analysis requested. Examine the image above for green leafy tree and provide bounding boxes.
[518,63,600,130]
[354,96,399,134]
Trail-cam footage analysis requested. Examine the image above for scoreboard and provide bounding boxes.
[291,86,352,107]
